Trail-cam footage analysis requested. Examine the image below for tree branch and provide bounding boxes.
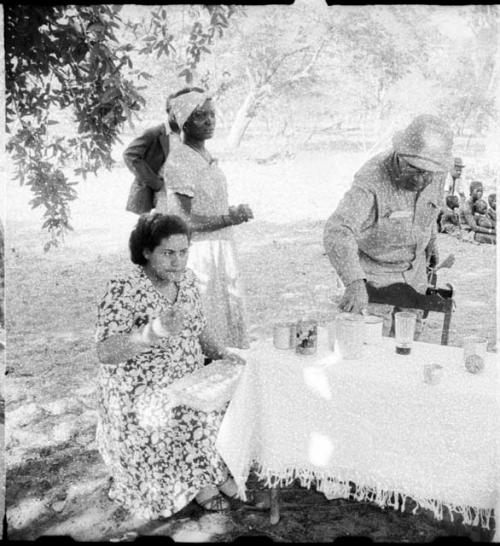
[264,45,310,84]
[288,38,327,82]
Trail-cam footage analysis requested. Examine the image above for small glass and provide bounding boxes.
[335,313,365,360]
[296,319,318,355]
[363,315,383,345]
[463,336,487,374]
[424,364,443,385]
[394,312,417,355]
[273,322,297,350]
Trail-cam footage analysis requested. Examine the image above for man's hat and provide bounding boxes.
[454,157,465,168]
[392,114,454,172]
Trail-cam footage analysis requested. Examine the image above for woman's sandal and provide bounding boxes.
[196,492,230,512]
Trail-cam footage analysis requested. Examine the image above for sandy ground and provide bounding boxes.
[4,149,497,541]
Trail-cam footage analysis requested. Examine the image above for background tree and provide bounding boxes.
[6,4,498,245]
[5,4,239,248]
[431,5,499,139]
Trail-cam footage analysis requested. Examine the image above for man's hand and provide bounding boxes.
[338,279,368,314]
[428,252,439,270]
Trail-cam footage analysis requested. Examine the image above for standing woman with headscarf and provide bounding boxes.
[155,89,253,350]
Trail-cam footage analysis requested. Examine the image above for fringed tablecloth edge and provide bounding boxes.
[246,462,495,531]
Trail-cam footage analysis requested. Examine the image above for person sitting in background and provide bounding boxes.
[472,199,496,244]
[458,181,494,243]
[437,158,465,232]
[96,213,245,519]
[439,195,461,237]
[487,193,496,224]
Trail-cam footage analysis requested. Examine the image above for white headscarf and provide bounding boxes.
[169,90,211,132]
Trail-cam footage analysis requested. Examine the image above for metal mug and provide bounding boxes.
[335,313,365,360]
[273,322,297,350]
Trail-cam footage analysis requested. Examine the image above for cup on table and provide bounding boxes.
[273,322,296,350]
[462,336,487,374]
[295,319,318,355]
[424,364,443,385]
[335,313,365,360]
[326,320,336,352]
[363,315,383,345]
[394,311,417,355]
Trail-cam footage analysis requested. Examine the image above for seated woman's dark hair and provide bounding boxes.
[166,86,205,133]
[129,213,191,265]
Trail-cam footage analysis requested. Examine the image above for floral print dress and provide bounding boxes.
[95,266,227,520]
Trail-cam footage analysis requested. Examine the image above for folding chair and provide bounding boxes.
[366,281,455,345]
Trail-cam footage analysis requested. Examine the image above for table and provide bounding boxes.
[216,328,499,531]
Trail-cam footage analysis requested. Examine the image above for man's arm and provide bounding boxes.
[323,185,375,286]
[123,127,165,191]
[323,185,376,313]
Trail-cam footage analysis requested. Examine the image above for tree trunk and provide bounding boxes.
[226,90,258,149]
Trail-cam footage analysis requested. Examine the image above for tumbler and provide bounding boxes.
[394,311,417,355]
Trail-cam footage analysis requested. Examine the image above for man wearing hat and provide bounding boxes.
[437,156,466,232]
[323,114,454,336]
[444,157,466,203]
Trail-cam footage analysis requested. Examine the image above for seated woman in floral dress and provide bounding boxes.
[95,213,244,519]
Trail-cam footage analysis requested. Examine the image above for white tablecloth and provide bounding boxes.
[217,329,499,530]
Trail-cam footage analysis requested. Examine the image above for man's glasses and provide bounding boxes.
[398,158,435,183]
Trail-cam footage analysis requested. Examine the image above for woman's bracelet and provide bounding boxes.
[221,214,233,228]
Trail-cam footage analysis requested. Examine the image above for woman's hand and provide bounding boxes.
[237,204,254,221]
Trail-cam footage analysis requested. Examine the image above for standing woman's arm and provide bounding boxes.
[167,192,247,232]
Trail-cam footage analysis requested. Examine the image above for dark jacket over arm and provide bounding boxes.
[123,124,170,214]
